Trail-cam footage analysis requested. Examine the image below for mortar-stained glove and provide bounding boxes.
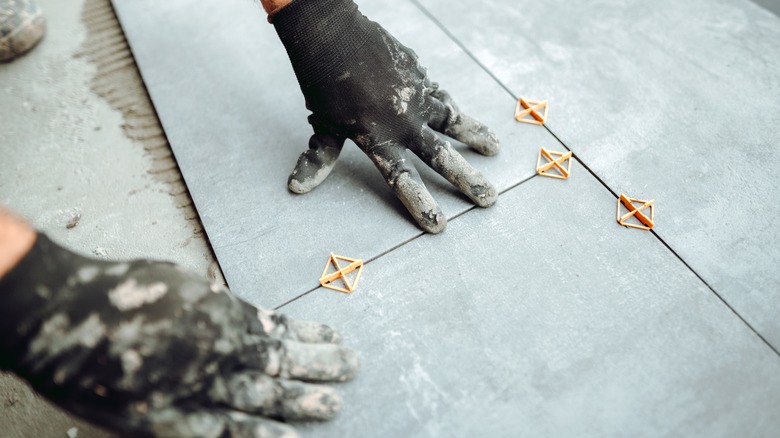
[0,234,359,438]
[273,0,500,233]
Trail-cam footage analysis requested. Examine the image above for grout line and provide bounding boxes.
[410,0,780,357]
[649,229,780,357]
[577,155,780,357]
[276,173,541,311]
[275,231,423,310]
[274,288,317,311]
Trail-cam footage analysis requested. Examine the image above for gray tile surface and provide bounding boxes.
[283,165,780,437]
[752,0,780,16]
[111,0,546,308]
[110,0,780,435]
[416,0,780,347]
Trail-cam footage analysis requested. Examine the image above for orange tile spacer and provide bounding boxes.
[319,253,364,293]
[515,97,549,125]
[536,147,572,179]
[617,194,655,230]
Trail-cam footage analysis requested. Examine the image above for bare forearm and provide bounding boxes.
[260,0,293,18]
[0,207,36,280]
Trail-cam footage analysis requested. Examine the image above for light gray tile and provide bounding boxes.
[417,0,780,346]
[283,163,780,437]
[112,0,549,307]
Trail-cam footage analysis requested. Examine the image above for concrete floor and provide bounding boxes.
[0,0,218,436]
[1,0,779,436]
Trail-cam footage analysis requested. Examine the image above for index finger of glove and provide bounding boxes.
[242,302,343,344]
[240,337,360,382]
[278,340,359,382]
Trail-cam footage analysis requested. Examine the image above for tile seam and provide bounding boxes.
[408,0,780,358]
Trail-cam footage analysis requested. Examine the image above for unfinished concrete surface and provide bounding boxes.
[0,0,215,436]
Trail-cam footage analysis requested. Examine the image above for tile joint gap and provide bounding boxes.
[275,232,424,310]
[411,0,780,358]
[275,173,542,311]
[546,133,780,357]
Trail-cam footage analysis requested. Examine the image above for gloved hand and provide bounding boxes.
[273,0,500,233]
[0,234,359,438]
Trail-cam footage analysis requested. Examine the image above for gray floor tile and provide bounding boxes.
[752,0,780,16]
[112,0,550,308]
[108,0,780,434]
[416,0,780,347]
[282,163,780,437]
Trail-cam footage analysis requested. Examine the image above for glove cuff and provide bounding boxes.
[0,234,89,368]
[273,0,375,88]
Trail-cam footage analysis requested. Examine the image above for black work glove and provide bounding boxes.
[273,0,500,233]
[0,234,359,438]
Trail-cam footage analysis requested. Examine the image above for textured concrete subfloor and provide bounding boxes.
[0,0,219,436]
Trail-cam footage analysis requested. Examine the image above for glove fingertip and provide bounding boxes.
[288,175,316,194]
[338,347,361,382]
[287,150,339,194]
[474,181,498,208]
[419,213,447,234]
[477,129,502,156]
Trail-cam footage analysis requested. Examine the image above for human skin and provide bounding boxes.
[0,207,36,278]
[259,0,294,18]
